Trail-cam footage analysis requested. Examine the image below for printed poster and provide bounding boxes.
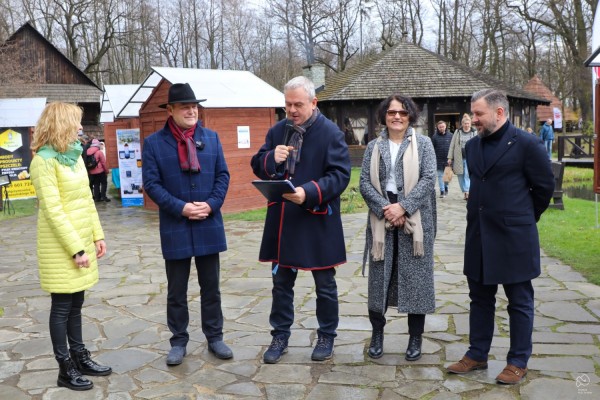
[0,127,35,199]
[116,128,143,207]
[237,126,250,148]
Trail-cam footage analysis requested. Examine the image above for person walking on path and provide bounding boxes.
[431,120,453,198]
[86,139,111,202]
[30,102,112,391]
[359,94,437,362]
[447,113,477,200]
[446,89,555,384]
[539,118,554,160]
[250,76,351,364]
[142,83,233,366]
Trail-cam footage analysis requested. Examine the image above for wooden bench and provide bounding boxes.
[549,161,565,210]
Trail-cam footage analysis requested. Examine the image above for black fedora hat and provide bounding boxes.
[158,83,206,108]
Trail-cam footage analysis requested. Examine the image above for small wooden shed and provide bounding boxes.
[101,85,140,170]
[127,67,284,213]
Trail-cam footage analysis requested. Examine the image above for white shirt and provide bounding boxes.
[385,139,402,194]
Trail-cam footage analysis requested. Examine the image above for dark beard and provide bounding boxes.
[477,128,494,138]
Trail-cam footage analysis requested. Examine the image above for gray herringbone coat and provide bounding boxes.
[360,129,437,315]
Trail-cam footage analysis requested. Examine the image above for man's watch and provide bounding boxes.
[72,250,85,258]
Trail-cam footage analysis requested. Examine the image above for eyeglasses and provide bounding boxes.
[386,110,409,117]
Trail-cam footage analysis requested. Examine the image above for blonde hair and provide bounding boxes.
[31,102,82,153]
[461,113,472,123]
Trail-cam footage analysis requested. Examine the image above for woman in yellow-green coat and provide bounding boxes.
[30,102,112,391]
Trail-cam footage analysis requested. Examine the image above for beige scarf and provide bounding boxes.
[369,129,424,261]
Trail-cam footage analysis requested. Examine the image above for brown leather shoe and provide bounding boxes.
[496,364,528,384]
[446,355,488,374]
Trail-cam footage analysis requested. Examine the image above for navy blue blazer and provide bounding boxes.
[142,122,229,260]
[464,122,554,284]
[250,114,351,270]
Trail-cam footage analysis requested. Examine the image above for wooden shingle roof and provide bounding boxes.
[0,84,101,103]
[523,75,577,121]
[319,42,549,104]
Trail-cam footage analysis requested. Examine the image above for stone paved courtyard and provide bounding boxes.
[1,180,599,399]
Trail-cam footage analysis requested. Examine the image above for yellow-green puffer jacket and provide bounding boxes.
[30,155,104,293]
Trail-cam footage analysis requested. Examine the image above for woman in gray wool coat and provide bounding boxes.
[359,94,437,361]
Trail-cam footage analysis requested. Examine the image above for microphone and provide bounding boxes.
[283,120,294,146]
[195,141,205,150]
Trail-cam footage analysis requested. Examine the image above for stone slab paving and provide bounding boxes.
[1,179,599,399]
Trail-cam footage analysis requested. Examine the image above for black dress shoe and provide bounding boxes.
[405,335,422,361]
[208,340,233,359]
[368,329,384,359]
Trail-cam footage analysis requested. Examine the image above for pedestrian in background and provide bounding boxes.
[431,120,453,198]
[359,94,437,362]
[30,102,112,391]
[86,139,111,202]
[447,113,477,200]
[446,89,554,384]
[539,118,554,160]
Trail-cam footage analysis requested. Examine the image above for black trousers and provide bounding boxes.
[50,291,85,360]
[165,254,224,347]
[369,190,425,335]
[90,173,108,200]
[269,264,338,340]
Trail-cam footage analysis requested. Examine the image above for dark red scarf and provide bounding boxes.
[167,117,201,172]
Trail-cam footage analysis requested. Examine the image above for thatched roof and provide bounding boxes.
[319,42,549,104]
[523,75,577,121]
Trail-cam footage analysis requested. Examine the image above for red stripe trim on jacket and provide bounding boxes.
[311,180,322,204]
[264,150,272,176]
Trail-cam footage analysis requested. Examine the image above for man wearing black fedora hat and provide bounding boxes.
[143,82,233,365]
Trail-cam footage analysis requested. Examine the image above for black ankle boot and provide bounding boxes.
[368,329,384,359]
[70,349,112,376]
[405,335,422,361]
[57,357,93,391]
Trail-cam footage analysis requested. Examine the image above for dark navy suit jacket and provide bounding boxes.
[464,121,554,284]
[142,122,229,260]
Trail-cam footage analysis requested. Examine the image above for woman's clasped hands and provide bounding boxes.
[383,202,406,228]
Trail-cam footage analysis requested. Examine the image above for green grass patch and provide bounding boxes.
[223,207,266,221]
[562,166,593,184]
[538,197,600,285]
[0,198,38,221]
[341,167,367,214]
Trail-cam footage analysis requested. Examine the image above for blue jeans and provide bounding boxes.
[270,264,338,340]
[436,169,448,194]
[544,140,553,160]
[457,159,470,193]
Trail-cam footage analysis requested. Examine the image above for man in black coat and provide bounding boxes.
[446,89,554,384]
[431,120,453,197]
[251,76,351,364]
